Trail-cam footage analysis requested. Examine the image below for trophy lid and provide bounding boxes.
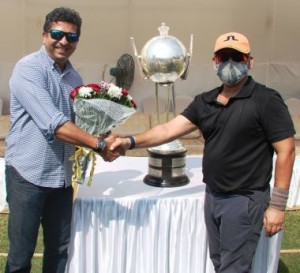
[139,23,188,84]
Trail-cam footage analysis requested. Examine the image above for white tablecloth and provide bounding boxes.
[65,156,287,273]
[0,156,299,272]
[0,157,8,211]
[1,156,299,212]
[282,157,300,208]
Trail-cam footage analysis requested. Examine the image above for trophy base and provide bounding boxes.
[144,174,189,188]
[144,147,189,187]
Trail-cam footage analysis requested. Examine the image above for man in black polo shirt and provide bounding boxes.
[111,32,296,273]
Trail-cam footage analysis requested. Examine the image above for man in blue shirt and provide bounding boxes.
[5,7,119,273]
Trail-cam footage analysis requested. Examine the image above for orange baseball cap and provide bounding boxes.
[214,32,250,54]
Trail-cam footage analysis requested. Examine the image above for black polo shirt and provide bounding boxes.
[181,76,295,192]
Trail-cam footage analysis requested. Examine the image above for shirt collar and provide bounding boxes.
[203,76,256,103]
[39,45,72,73]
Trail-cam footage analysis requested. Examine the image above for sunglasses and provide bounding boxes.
[215,52,249,63]
[48,29,79,43]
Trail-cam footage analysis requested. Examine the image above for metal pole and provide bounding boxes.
[155,83,160,124]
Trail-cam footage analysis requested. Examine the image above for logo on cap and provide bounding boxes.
[223,35,239,42]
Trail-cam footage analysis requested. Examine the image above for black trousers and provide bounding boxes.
[5,165,73,273]
[204,186,270,273]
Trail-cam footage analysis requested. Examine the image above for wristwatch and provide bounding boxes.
[93,139,107,153]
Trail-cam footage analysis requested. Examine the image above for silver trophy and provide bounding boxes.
[131,22,193,187]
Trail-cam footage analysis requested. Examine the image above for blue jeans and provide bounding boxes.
[204,186,270,273]
[5,165,73,273]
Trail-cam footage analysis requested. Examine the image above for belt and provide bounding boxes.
[207,187,254,195]
[207,185,269,196]
[227,189,254,195]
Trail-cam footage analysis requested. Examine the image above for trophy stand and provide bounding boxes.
[143,82,189,187]
[130,22,193,187]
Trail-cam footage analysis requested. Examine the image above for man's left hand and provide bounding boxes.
[263,207,285,237]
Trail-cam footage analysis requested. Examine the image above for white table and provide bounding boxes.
[283,156,300,208]
[1,156,299,212]
[0,157,8,211]
[65,156,287,273]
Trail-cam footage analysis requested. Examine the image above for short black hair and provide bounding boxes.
[43,7,82,37]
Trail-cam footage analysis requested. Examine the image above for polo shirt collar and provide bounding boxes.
[203,76,256,103]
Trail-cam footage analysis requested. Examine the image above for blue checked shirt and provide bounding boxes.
[5,46,83,188]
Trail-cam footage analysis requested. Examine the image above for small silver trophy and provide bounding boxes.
[130,23,193,187]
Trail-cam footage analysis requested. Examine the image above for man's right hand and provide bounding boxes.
[100,135,126,161]
[110,137,132,153]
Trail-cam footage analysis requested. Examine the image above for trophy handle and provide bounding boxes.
[130,37,149,80]
[189,34,194,57]
[180,34,193,80]
[130,37,139,57]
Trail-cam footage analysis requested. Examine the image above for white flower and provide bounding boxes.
[127,95,133,101]
[107,84,122,99]
[78,86,93,98]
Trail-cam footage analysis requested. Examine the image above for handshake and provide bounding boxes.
[98,134,134,162]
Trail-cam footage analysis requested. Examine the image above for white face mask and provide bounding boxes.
[214,60,249,85]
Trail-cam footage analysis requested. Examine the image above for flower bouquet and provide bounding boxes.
[70,81,137,186]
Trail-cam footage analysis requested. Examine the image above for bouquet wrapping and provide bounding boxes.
[70,81,137,186]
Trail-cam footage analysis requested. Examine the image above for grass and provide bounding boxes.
[1,210,300,273]
[0,212,44,273]
[277,209,300,273]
